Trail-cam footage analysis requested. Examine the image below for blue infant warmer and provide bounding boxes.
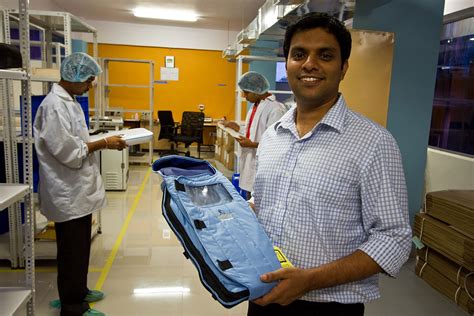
[152,155,281,308]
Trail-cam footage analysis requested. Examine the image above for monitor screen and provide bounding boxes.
[275,61,287,83]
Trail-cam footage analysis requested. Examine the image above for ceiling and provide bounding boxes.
[52,0,267,31]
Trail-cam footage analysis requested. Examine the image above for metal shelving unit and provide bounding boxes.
[0,287,32,316]
[1,8,103,261]
[3,8,100,119]
[0,184,29,209]
[100,58,155,164]
[0,0,35,313]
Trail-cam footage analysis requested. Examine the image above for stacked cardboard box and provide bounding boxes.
[214,123,236,170]
[223,130,235,170]
[215,125,223,162]
[425,190,474,237]
[413,190,474,314]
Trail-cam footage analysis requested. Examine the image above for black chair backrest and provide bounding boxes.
[158,110,176,140]
[180,111,204,140]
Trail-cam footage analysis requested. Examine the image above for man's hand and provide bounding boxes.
[253,268,312,306]
[105,135,127,151]
[248,201,255,212]
[222,121,241,132]
[236,136,257,148]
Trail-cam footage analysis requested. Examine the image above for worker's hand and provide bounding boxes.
[236,136,257,148]
[252,268,312,306]
[248,201,256,213]
[222,121,241,132]
[105,135,128,151]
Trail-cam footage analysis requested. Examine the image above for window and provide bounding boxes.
[185,184,233,207]
[429,16,474,155]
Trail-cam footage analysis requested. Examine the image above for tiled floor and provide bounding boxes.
[0,157,469,315]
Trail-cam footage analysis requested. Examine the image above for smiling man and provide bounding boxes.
[249,13,412,316]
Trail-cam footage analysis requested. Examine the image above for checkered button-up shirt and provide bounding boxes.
[254,95,411,303]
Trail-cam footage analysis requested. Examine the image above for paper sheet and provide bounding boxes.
[225,128,244,139]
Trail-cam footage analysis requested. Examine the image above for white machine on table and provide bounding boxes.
[90,116,124,131]
[90,128,153,190]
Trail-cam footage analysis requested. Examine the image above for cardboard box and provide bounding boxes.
[416,257,473,314]
[414,213,474,270]
[425,190,474,237]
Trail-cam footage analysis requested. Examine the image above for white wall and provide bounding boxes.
[425,148,474,193]
[444,0,473,15]
[80,19,239,51]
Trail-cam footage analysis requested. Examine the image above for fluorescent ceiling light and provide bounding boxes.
[133,286,191,296]
[133,7,198,22]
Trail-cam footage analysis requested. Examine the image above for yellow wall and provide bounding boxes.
[89,31,392,126]
[89,44,238,121]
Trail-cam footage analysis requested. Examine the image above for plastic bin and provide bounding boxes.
[231,173,248,200]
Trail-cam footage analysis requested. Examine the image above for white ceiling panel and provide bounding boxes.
[52,0,267,31]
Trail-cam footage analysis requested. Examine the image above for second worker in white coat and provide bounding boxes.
[224,71,287,196]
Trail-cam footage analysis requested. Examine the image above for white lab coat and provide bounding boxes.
[239,96,286,192]
[33,83,106,222]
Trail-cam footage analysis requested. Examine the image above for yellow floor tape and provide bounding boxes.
[91,168,151,307]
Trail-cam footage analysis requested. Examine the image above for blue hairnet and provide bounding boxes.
[60,52,102,83]
[237,71,270,94]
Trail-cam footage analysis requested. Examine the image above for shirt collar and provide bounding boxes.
[275,94,347,134]
[319,94,347,133]
[52,83,74,101]
[253,94,275,107]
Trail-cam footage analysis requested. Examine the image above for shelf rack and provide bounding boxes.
[0,0,35,313]
[1,8,103,262]
[100,58,155,164]
[3,8,101,121]
[0,287,32,316]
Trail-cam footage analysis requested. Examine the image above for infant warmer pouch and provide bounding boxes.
[152,155,281,308]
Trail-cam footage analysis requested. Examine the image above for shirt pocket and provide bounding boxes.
[300,173,358,208]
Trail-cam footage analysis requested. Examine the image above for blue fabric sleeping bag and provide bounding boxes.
[152,155,281,308]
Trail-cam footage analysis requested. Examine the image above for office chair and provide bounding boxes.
[157,110,178,156]
[173,111,204,158]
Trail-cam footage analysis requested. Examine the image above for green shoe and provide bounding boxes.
[49,299,61,309]
[84,290,105,302]
[83,308,105,316]
[49,290,105,309]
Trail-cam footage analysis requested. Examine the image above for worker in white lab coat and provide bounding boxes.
[224,71,287,196]
[34,52,127,316]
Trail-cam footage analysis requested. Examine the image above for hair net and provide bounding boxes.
[237,71,270,94]
[60,52,102,83]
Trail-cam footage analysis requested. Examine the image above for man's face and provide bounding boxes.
[286,27,348,109]
[71,77,95,95]
[241,90,260,103]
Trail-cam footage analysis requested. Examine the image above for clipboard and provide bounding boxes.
[225,128,244,139]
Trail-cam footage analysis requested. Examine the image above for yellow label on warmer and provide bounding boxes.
[273,246,293,268]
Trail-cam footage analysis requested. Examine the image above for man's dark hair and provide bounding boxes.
[283,12,352,63]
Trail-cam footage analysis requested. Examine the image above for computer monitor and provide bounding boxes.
[275,61,287,83]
